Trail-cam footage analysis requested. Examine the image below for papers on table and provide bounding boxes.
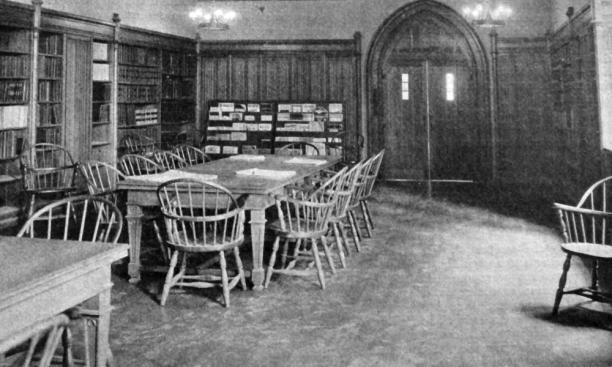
[228,154,266,161]
[283,157,327,166]
[131,170,217,183]
[236,168,296,180]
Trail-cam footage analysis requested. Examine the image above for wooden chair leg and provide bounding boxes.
[219,251,230,307]
[338,221,351,256]
[264,237,281,288]
[233,247,247,290]
[280,238,291,269]
[152,220,168,264]
[332,223,347,268]
[553,254,572,316]
[349,209,363,241]
[61,326,74,367]
[27,193,36,219]
[592,259,600,290]
[347,211,361,252]
[360,200,373,238]
[362,200,374,230]
[311,238,326,289]
[320,236,336,275]
[159,250,179,306]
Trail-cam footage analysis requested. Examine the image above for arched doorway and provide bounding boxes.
[366,0,489,188]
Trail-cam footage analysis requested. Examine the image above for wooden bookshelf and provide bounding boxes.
[203,101,345,158]
[0,25,30,218]
[204,101,275,157]
[36,31,63,145]
[160,49,196,147]
[92,41,112,152]
[274,102,345,157]
[117,43,161,148]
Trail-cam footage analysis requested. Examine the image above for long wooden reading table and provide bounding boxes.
[0,236,128,367]
[118,154,340,290]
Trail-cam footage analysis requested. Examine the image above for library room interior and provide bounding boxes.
[2,0,612,366]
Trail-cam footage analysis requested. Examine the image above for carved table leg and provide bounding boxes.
[126,203,144,284]
[96,285,112,367]
[249,209,267,291]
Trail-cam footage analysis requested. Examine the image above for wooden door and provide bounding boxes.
[378,16,486,183]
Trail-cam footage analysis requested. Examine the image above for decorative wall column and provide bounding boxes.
[489,28,499,181]
[29,0,42,145]
[593,0,612,150]
[111,13,120,166]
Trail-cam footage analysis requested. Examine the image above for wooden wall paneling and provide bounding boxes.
[261,55,291,100]
[326,55,356,157]
[496,38,553,192]
[230,56,248,101]
[549,10,601,198]
[245,56,260,101]
[198,37,360,159]
[63,35,92,164]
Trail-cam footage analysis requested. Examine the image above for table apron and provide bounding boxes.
[0,266,111,341]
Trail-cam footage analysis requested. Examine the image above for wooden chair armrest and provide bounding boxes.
[553,202,612,217]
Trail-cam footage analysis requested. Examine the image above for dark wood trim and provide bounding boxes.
[40,8,114,40]
[0,0,33,29]
[198,39,358,54]
[119,26,195,51]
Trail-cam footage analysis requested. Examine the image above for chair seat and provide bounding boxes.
[166,232,243,253]
[268,219,328,239]
[561,242,612,259]
[25,185,78,195]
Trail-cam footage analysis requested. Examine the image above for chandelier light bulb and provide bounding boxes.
[190,3,237,31]
[462,1,512,28]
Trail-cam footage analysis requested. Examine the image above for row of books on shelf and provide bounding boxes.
[39,35,62,55]
[135,105,158,126]
[207,132,248,142]
[36,126,61,145]
[93,82,111,101]
[207,123,273,132]
[0,105,28,129]
[162,78,194,99]
[276,121,325,132]
[119,65,160,84]
[0,129,24,159]
[209,111,274,122]
[93,103,110,124]
[210,102,274,114]
[118,45,159,67]
[204,145,242,155]
[0,80,27,103]
[37,56,62,78]
[207,102,343,129]
[38,80,61,102]
[0,54,28,78]
[162,53,196,76]
[277,103,343,114]
[38,103,61,126]
[118,104,158,126]
[118,85,158,103]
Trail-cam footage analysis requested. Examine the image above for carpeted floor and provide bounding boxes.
[108,184,612,366]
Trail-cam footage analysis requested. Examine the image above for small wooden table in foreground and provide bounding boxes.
[0,236,128,367]
[118,154,340,290]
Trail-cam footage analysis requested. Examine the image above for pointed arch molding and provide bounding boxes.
[365,0,490,158]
